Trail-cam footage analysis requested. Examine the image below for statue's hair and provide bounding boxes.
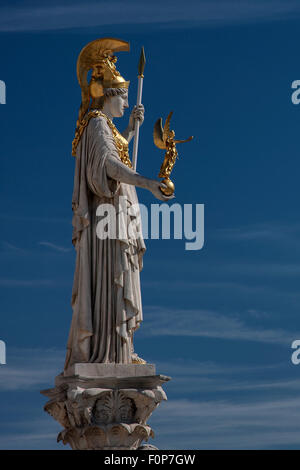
[103,88,128,97]
[91,88,127,110]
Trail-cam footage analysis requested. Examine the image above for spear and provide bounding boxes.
[132,47,146,171]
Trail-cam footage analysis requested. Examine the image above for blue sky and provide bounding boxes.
[1,0,300,449]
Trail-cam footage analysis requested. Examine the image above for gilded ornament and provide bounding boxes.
[153,111,193,196]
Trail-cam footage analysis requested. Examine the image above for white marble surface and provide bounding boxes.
[64,362,156,378]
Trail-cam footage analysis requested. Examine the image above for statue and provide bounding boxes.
[41,37,195,450]
[64,38,174,371]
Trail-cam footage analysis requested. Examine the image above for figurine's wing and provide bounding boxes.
[174,136,194,144]
[163,111,173,142]
[153,118,166,149]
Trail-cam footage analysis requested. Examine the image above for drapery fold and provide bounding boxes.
[64,115,146,369]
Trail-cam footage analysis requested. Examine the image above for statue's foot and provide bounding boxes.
[131,353,146,364]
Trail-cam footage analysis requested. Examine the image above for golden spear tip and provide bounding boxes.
[138,46,146,77]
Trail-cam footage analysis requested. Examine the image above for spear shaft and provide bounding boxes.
[132,47,146,171]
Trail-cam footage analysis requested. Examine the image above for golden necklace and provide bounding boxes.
[72,110,132,169]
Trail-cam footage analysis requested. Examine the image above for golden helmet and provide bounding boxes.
[76,37,130,122]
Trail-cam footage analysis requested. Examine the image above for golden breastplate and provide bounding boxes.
[104,114,132,169]
[72,110,132,169]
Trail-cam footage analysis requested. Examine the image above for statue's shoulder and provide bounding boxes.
[86,109,106,125]
[72,110,109,156]
[87,110,110,132]
[82,112,112,143]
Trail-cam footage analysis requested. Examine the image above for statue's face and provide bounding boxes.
[106,91,129,118]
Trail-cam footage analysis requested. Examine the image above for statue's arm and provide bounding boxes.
[105,157,150,189]
[121,128,134,143]
[105,156,173,202]
[88,116,173,202]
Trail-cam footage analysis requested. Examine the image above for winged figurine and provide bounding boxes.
[153,111,193,195]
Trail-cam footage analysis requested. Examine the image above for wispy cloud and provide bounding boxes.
[1,348,300,449]
[143,279,294,295]
[155,359,300,395]
[0,279,57,287]
[1,348,295,394]
[0,423,60,450]
[217,263,300,277]
[0,241,28,254]
[1,0,300,32]
[0,239,72,256]
[151,396,300,449]
[38,241,72,253]
[0,348,64,390]
[141,306,297,345]
[0,414,61,450]
[0,213,69,223]
[215,222,300,242]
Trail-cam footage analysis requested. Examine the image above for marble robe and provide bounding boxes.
[64,115,146,369]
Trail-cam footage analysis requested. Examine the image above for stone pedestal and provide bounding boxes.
[41,364,170,450]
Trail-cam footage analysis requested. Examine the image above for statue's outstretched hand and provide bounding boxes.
[148,180,175,202]
[129,104,144,131]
